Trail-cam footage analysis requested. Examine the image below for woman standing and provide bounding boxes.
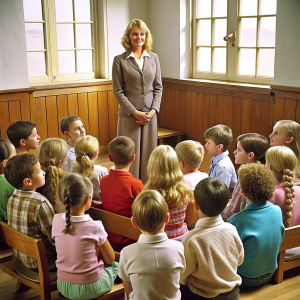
[112,19,162,182]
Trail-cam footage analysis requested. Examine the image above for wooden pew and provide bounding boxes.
[273,225,300,284]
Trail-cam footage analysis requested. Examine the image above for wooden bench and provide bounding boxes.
[273,225,300,284]
[157,127,186,145]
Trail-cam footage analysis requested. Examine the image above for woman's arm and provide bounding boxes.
[150,53,163,113]
[98,239,115,264]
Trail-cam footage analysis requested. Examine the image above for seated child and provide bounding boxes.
[144,145,196,240]
[4,153,56,271]
[222,133,270,220]
[175,140,208,190]
[73,135,108,201]
[180,177,244,300]
[59,116,86,172]
[204,124,237,188]
[0,139,16,221]
[101,136,143,248]
[52,173,118,300]
[35,138,68,213]
[6,120,40,154]
[228,163,285,288]
[118,189,185,300]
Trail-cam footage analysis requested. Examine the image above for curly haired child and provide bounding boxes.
[52,173,118,300]
[35,138,68,212]
[73,135,108,201]
[144,145,196,240]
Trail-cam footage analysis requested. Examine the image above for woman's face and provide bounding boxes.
[269,124,292,147]
[129,26,146,50]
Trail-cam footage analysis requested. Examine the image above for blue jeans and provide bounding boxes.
[240,272,274,288]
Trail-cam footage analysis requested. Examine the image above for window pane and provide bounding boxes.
[239,0,258,16]
[58,51,75,73]
[197,20,211,46]
[197,0,211,18]
[238,49,256,76]
[259,0,277,15]
[74,0,91,22]
[213,0,227,17]
[258,49,275,77]
[76,24,92,48]
[56,24,75,49]
[27,52,46,77]
[239,18,257,47]
[213,19,227,46]
[55,0,73,22]
[77,50,93,73]
[259,17,276,47]
[197,47,211,72]
[23,0,43,21]
[213,48,226,73]
[25,23,45,51]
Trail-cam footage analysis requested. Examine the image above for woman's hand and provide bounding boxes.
[145,109,156,120]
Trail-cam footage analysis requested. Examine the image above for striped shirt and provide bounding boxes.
[7,189,56,269]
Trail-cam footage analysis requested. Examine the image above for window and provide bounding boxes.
[193,0,277,84]
[23,0,96,83]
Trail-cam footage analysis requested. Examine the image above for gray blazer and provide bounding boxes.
[112,50,163,118]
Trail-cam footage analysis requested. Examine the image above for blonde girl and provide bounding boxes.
[269,120,300,179]
[73,135,108,201]
[35,138,68,212]
[266,146,300,227]
[52,173,118,300]
[144,145,195,240]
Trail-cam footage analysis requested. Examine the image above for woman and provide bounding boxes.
[112,19,163,182]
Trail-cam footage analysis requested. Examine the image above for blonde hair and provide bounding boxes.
[132,190,169,233]
[175,140,204,169]
[121,19,153,51]
[73,135,99,177]
[238,163,275,204]
[266,146,297,227]
[57,173,93,235]
[144,145,193,206]
[204,124,233,150]
[35,138,68,208]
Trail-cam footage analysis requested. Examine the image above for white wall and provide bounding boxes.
[0,0,28,90]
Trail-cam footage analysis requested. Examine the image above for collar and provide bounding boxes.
[244,201,272,211]
[137,232,168,244]
[126,50,149,60]
[62,214,93,223]
[194,215,224,229]
[212,150,229,164]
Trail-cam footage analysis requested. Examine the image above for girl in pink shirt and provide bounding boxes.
[52,173,118,300]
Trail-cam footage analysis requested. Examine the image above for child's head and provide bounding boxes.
[108,136,135,166]
[73,135,99,177]
[194,177,229,217]
[57,173,93,235]
[204,124,233,156]
[6,120,39,151]
[132,190,169,234]
[175,140,205,170]
[238,163,275,204]
[4,153,45,190]
[266,146,297,227]
[59,116,85,146]
[269,120,300,158]
[0,139,16,173]
[234,133,270,165]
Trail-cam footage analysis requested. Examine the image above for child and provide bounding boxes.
[222,133,270,220]
[4,153,56,271]
[204,124,237,188]
[180,177,244,300]
[269,120,300,179]
[35,138,68,212]
[266,146,300,227]
[118,189,185,300]
[59,116,86,172]
[144,145,196,240]
[73,135,108,201]
[100,136,143,248]
[175,140,208,190]
[0,139,16,221]
[6,120,40,154]
[52,173,118,300]
[228,163,285,288]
